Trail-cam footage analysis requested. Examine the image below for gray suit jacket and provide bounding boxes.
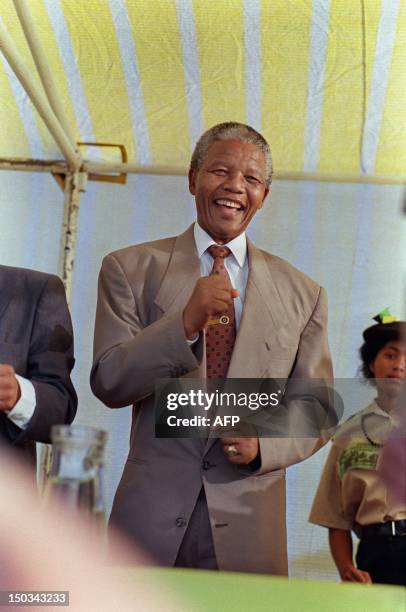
[91,226,333,574]
[0,266,77,465]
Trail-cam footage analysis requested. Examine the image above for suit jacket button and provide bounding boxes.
[175,517,186,528]
[202,460,212,471]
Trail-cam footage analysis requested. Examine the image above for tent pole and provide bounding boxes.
[40,173,84,489]
[59,171,83,301]
[0,157,405,186]
[0,159,68,173]
[13,0,78,146]
[83,160,406,186]
[0,20,80,171]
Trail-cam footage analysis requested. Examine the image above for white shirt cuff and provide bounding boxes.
[7,375,36,430]
[186,333,199,346]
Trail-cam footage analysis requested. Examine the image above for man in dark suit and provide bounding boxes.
[0,265,77,466]
[91,122,333,574]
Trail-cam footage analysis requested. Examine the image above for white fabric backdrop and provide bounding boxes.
[1,170,404,579]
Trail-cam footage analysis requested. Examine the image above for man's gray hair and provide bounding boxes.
[190,122,273,188]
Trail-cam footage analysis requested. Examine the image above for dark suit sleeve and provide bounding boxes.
[15,274,77,444]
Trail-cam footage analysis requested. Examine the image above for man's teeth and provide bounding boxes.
[216,199,242,210]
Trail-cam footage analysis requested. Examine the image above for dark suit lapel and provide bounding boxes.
[0,267,12,320]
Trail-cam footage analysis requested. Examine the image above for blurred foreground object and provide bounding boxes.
[1,443,403,612]
[0,447,178,611]
[378,364,406,505]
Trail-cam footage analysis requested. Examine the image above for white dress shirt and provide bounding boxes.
[193,222,249,329]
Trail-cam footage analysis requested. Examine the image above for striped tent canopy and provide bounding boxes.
[1,0,405,180]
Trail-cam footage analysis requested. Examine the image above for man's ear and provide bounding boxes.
[258,187,270,209]
[188,169,196,195]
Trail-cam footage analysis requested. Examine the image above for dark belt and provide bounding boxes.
[359,520,406,538]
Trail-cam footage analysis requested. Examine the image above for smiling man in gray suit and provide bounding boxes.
[91,122,333,575]
[0,266,77,466]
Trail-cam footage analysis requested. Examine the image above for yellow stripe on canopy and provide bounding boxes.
[61,0,135,160]
[318,0,380,173]
[0,59,30,157]
[376,2,406,175]
[1,0,52,155]
[193,0,246,130]
[126,0,190,165]
[261,0,311,173]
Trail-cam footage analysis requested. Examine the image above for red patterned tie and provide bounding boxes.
[205,245,236,379]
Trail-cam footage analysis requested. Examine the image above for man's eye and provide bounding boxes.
[211,169,228,175]
[385,352,396,359]
[246,175,261,184]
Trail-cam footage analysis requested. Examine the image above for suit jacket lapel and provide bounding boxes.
[154,226,206,452]
[154,229,290,368]
[227,239,291,378]
[153,230,297,454]
[154,225,201,317]
[0,267,12,321]
[204,240,295,454]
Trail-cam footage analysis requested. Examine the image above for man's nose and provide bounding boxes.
[223,171,244,192]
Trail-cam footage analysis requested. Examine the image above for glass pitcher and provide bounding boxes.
[46,425,107,526]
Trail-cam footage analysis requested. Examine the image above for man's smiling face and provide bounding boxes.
[189,139,269,244]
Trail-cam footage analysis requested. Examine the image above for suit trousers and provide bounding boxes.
[174,487,218,570]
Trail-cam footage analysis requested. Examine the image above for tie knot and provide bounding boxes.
[208,245,232,260]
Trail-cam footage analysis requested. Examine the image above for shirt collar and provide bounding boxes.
[370,399,401,426]
[193,222,247,268]
[369,400,390,419]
